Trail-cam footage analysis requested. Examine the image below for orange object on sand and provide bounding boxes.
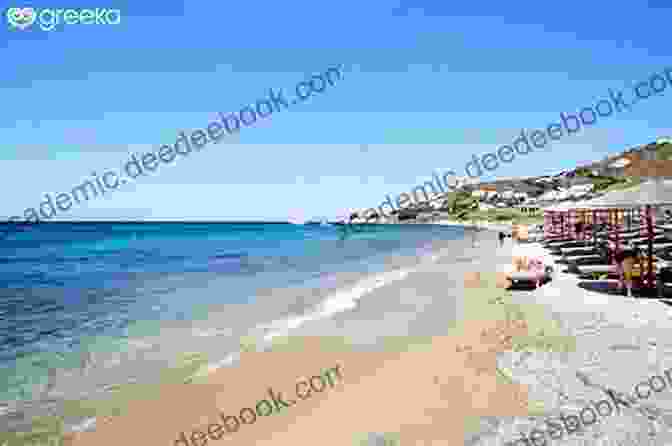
[512,224,529,242]
[513,256,528,272]
[517,225,528,241]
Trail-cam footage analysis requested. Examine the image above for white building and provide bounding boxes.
[567,183,594,199]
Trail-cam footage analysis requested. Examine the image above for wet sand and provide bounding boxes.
[58,229,548,446]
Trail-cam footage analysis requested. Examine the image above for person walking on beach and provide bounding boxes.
[471,222,480,247]
[498,231,505,247]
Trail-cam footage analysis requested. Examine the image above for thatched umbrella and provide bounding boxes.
[544,200,596,240]
[580,179,672,288]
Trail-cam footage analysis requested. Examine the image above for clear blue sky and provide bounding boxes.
[2,0,671,221]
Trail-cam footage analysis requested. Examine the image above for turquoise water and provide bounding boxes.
[0,222,464,403]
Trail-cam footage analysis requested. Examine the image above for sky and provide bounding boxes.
[1,0,671,222]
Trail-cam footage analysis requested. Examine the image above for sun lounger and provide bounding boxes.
[545,238,587,246]
[566,257,610,274]
[577,264,617,275]
[567,258,609,269]
[566,243,669,270]
[598,229,663,239]
[508,269,553,288]
[577,260,659,278]
[560,237,672,251]
[546,241,594,251]
[655,248,672,261]
[564,254,604,264]
[509,271,544,281]
[507,252,554,287]
[608,235,669,244]
[544,239,577,247]
[560,246,600,256]
[551,244,604,257]
[632,242,672,251]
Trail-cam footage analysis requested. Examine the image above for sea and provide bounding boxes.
[0,222,466,430]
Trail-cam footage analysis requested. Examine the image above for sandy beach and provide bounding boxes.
[55,228,534,446]
[435,220,519,233]
[7,226,672,446]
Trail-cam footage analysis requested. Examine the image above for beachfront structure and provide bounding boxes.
[547,180,672,289]
[543,201,622,241]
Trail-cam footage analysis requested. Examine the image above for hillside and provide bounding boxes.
[350,137,672,225]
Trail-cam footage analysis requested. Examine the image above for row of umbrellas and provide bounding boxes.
[544,179,672,289]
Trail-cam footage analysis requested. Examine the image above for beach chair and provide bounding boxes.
[617,256,659,295]
[545,239,589,248]
[564,255,604,266]
[547,242,595,256]
[561,239,609,259]
[633,241,672,251]
[508,253,553,289]
[560,246,601,257]
[608,235,669,245]
[656,265,672,297]
[654,247,672,261]
[577,264,617,278]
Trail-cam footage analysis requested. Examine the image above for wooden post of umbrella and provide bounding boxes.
[613,209,620,284]
[647,204,654,289]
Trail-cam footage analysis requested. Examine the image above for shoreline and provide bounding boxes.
[13,227,670,446]
[1,227,478,444]
[29,231,573,446]
[435,219,515,232]
[66,231,536,446]
[3,230,522,446]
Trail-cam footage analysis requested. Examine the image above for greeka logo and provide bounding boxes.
[6,7,35,29]
[6,7,121,31]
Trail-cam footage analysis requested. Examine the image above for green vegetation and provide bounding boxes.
[572,167,630,193]
[656,142,672,161]
[574,167,592,177]
[600,176,641,193]
[438,190,543,225]
[439,191,520,224]
[591,175,629,193]
[456,208,543,225]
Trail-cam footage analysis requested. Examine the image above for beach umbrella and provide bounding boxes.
[543,200,596,239]
[581,179,672,288]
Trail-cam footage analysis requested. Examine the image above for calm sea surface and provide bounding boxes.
[0,222,465,403]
